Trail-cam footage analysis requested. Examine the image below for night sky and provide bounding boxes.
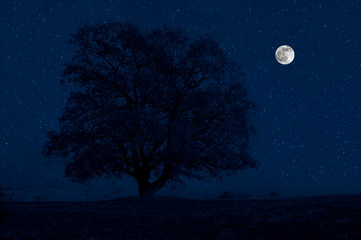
[1,0,361,199]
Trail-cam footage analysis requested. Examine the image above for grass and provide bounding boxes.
[1,194,361,239]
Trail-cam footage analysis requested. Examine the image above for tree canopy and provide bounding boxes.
[43,21,258,196]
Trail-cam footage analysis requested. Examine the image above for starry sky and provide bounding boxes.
[1,0,361,199]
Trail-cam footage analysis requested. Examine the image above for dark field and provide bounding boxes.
[1,194,361,239]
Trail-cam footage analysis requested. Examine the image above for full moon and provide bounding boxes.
[275,45,295,65]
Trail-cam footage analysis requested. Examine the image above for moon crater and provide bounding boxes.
[275,45,295,65]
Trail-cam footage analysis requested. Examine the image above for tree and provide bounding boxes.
[43,21,258,197]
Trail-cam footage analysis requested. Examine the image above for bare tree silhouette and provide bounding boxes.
[43,22,258,196]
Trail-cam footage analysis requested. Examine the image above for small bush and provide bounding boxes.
[269,191,281,197]
[219,191,233,199]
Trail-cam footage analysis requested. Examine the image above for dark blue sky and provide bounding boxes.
[1,0,361,198]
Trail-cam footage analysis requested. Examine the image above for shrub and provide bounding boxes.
[269,191,281,197]
[219,191,233,199]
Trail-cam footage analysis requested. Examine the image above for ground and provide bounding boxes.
[1,194,361,239]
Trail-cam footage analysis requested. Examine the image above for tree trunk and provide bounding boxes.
[136,177,156,197]
[136,175,169,197]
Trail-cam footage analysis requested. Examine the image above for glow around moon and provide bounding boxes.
[275,45,295,65]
